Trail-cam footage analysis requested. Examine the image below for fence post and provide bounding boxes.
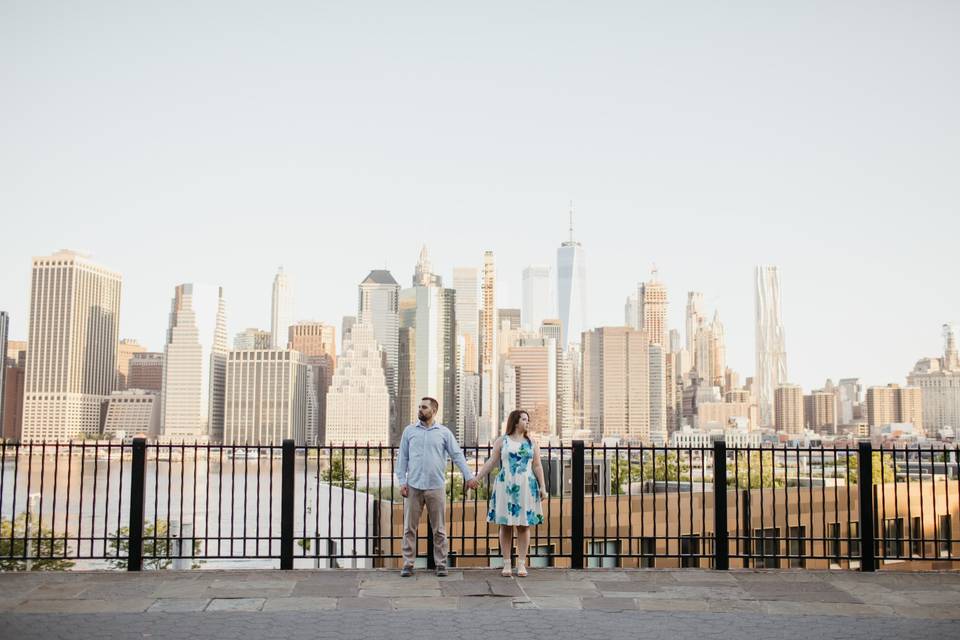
[713,441,729,570]
[857,441,876,572]
[280,439,295,570]
[127,437,146,572]
[571,440,585,569]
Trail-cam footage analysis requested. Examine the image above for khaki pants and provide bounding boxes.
[401,487,447,568]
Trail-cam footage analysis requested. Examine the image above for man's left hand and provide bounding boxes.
[465,478,479,490]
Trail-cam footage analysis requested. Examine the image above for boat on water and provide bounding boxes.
[226,447,264,460]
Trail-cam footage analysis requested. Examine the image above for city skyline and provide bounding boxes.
[2,2,959,393]
[1,244,957,395]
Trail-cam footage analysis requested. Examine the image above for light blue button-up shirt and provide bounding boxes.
[395,422,474,490]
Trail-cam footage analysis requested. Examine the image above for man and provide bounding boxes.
[395,396,478,577]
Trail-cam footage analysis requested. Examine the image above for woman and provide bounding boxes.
[474,409,548,577]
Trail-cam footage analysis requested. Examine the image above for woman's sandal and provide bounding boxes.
[500,561,512,577]
[516,562,528,577]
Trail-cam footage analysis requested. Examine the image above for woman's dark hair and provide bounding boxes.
[505,410,531,440]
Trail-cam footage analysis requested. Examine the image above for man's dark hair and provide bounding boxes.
[421,397,439,412]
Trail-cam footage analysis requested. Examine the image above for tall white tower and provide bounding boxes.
[271,267,293,349]
[755,266,787,427]
[556,205,587,346]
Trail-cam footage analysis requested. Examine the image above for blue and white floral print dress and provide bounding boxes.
[486,436,544,526]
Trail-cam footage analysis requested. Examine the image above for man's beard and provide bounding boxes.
[418,412,427,421]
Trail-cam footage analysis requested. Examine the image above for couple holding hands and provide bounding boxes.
[395,397,546,578]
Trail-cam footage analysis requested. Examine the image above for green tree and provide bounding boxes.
[845,452,896,484]
[0,514,75,571]
[446,474,491,501]
[322,452,357,489]
[727,451,783,489]
[106,520,203,570]
[610,452,691,495]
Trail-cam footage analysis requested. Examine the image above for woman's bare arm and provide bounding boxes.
[474,437,502,480]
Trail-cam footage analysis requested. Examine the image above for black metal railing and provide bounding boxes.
[1,438,957,571]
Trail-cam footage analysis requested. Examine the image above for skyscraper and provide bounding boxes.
[271,267,293,349]
[755,266,788,427]
[358,270,399,397]
[161,284,228,442]
[22,251,122,441]
[289,321,337,444]
[556,208,587,346]
[413,246,442,287]
[694,311,726,389]
[639,269,668,349]
[233,328,272,350]
[325,322,390,444]
[522,265,552,332]
[452,267,479,374]
[479,251,498,442]
[685,292,705,355]
[506,336,557,437]
[582,327,651,443]
[907,325,960,435]
[648,343,667,444]
[127,352,163,392]
[288,322,337,361]
[774,384,803,435]
[116,339,146,389]
[224,349,309,445]
[804,390,837,433]
[836,378,862,425]
[398,250,458,436]
[866,384,924,433]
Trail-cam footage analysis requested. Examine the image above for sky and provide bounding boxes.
[1,1,958,391]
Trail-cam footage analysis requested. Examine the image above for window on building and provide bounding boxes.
[680,535,700,568]
[828,522,841,568]
[883,518,904,558]
[939,515,953,558]
[788,526,806,568]
[640,537,656,568]
[587,540,620,568]
[911,516,923,557]
[753,527,780,569]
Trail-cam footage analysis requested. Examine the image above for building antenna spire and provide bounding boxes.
[568,200,574,243]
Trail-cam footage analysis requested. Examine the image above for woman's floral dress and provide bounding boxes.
[486,436,544,526]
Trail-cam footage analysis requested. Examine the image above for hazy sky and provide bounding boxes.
[2,1,958,391]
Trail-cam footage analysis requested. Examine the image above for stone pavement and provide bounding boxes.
[1,568,959,639]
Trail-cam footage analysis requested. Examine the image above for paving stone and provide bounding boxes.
[205,597,265,612]
[261,597,338,611]
[0,598,27,612]
[892,604,960,620]
[520,581,600,596]
[392,597,459,610]
[147,599,212,612]
[902,589,960,606]
[763,601,894,617]
[358,583,442,597]
[581,597,637,611]
[291,581,360,597]
[527,596,583,610]
[634,598,711,613]
[706,599,765,613]
[568,571,630,581]
[22,582,91,599]
[457,595,517,609]
[597,581,663,593]
[337,596,392,610]
[14,598,155,613]
[489,580,524,597]
[440,581,490,597]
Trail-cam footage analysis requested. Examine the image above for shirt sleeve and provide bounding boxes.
[445,429,474,481]
[395,429,409,486]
